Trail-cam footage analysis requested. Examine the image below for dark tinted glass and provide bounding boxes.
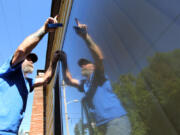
[61,0,180,135]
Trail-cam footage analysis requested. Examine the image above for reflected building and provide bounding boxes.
[43,0,180,135]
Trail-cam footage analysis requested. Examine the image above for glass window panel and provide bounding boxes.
[60,0,180,135]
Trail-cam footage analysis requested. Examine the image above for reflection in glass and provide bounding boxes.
[60,0,180,135]
[61,19,131,135]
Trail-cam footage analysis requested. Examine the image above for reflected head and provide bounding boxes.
[78,58,93,67]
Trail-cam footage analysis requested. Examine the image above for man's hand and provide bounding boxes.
[52,50,68,63]
[33,50,61,88]
[44,15,59,33]
[74,18,88,38]
[59,50,67,62]
[52,50,62,63]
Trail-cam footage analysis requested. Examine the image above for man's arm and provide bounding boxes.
[11,15,59,67]
[74,18,104,71]
[60,51,80,88]
[33,50,61,88]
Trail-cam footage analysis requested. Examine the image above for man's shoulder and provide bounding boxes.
[0,56,22,74]
[91,71,108,85]
[26,77,34,92]
[78,79,86,92]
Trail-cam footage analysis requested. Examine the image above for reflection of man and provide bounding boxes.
[0,15,61,134]
[61,19,131,135]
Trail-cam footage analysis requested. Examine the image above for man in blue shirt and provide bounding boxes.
[0,15,61,135]
[61,19,131,135]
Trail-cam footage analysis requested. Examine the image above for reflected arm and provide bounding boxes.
[82,34,104,70]
[33,50,61,88]
[61,54,80,88]
[74,19,104,71]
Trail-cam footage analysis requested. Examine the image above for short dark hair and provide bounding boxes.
[78,58,93,67]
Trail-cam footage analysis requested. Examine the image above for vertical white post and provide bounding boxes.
[62,80,70,135]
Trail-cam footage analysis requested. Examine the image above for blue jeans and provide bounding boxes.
[97,115,131,135]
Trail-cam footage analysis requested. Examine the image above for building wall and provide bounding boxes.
[45,0,73,135]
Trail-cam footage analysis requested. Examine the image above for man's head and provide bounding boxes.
[22,53,38,74]
[78,58,95,77]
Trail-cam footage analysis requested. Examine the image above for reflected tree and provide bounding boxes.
[74,124,81,135]
[113,49,180,135]
[113,74,150,135]
[74,119,88,135]
[142,49,180,134]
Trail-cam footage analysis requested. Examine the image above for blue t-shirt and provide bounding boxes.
[79,70,127,126]
[0,57,33,135]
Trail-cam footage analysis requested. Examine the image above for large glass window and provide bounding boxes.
[60,0,180,135]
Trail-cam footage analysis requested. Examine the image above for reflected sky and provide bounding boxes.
[60,0,180,135]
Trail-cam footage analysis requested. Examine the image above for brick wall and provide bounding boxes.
[29,72,44,135]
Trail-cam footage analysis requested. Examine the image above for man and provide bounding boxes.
[0,15,61,134]
[60,19,131,135]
